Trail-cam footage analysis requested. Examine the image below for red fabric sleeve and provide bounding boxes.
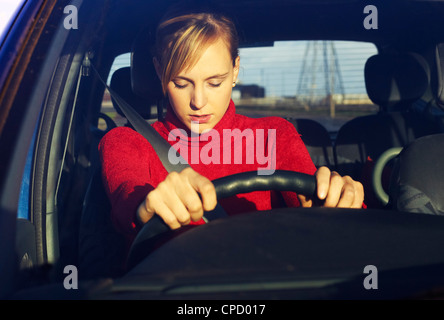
[273,118,317,207]
[98,127,162,239]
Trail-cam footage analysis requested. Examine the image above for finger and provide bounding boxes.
[177,193,204,223]
[162,172,199,225]
[336,177,356,208]
[158,205,182,229]
[137,198,155,225]
[297,194,313,208]
[324,171,344,207]
[147,191,182,229]
[185,168,217,213]
[351,181,365,208]
[172,176,205,222]
[165,192,195,225]
[315,166,331,200]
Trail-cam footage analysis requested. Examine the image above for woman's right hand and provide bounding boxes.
[137,167,218,229]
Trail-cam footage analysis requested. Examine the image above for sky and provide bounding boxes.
[0,0,22,36]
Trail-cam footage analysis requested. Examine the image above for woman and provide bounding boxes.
[99,11,364,245]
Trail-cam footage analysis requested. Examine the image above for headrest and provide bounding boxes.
[131,27,164,102]
[365,53,430,110]
[110,67,152,119]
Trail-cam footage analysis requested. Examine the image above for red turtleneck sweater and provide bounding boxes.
[99,100,316,244]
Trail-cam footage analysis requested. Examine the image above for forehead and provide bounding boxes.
[179,38,234,77]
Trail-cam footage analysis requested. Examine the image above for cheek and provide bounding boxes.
[217,84,234,108]
[209,81,233,102]
[211,87,232,120]
[166,86,189,115]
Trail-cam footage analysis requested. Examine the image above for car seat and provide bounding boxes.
[79,21,167,278]
[334,52,440,206]
[109,67,153,121]
[286,118,334,168]
[388,133,444,215]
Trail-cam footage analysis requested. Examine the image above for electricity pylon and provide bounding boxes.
[297,41,345,117]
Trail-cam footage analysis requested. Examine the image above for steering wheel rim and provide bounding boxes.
[372,147,403,206]
[126,170,317,269]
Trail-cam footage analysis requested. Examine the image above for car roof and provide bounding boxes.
[102,0,444,57]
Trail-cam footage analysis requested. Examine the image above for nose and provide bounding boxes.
[190,85,207,110]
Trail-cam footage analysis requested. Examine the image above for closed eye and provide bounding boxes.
[173,81,188,89]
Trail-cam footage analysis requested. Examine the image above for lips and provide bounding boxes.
[190,114,212,124]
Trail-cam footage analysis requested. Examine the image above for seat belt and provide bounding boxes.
[88,59,227,221]
[89,62,189,174]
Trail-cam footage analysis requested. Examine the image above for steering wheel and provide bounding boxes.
[126,170,317,269]
[372,147,403,206]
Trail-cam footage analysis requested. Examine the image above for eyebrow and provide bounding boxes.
[174,72,230,82]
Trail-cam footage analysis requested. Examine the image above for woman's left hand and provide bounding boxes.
[298,166,364,208]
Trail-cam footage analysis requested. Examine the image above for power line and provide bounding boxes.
[297,41,345,105]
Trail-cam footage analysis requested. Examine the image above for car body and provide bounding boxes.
[2,0,444,301]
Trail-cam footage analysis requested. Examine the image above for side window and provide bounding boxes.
[99,52,158,128]
[17,130,36,220]
[233,41,378,134]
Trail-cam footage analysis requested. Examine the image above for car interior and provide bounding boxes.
[5,0,444,299]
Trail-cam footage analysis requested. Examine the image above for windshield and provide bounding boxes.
[3,0,444,302]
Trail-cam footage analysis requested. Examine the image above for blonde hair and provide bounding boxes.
[154,12,239,95]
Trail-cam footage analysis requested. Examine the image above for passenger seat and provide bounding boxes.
[334,52,440,206]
